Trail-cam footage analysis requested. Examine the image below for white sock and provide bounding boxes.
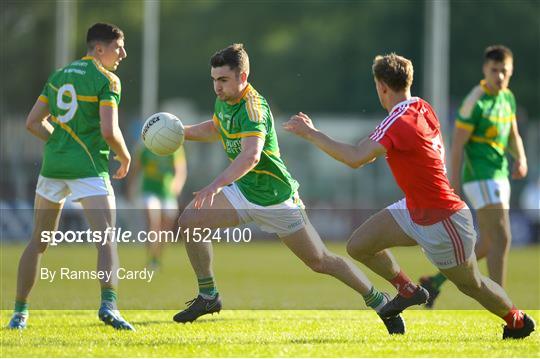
[374,294,389,313]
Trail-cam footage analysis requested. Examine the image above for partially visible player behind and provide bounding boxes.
[420,45,528,307]
[128,144,187,270]
[8,23,133,330]
[284,53,535,339]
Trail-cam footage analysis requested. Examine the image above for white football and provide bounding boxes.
[141,112,184,156]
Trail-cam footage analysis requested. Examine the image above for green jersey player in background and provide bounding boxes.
[172,44,406,335]
[8,23,134,330]
[128,145,187,270]
[420,45,528,308]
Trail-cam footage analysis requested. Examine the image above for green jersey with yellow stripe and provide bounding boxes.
[455,80,515,183]
[38,56,121,179]
[139,145,184,199]
[213,84,299,206]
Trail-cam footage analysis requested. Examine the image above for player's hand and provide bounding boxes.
[113,154,131,179]
[283,112,318,140]
[193,183,223,209]
[512,159,528,179]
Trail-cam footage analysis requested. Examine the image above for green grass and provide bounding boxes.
[1,310,539,357]
[1,243,539,357]
[2,243,539,310]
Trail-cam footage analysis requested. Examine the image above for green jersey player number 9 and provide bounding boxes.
[57,84,78,123]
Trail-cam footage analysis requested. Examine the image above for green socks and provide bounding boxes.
[101,288,118,309]
[198,277,218,298]
[363,286,387,312]
[14,301,29,315]
[148,257,161,270]
[431,273,448,290]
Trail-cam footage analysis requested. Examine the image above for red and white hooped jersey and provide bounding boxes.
[369,97,465,225]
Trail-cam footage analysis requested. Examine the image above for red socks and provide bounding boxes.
[390,270,418,298]
[503,306,524,329]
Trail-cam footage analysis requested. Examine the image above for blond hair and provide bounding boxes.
[372,53,414,92]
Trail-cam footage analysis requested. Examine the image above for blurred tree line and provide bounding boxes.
[2,0,539,121]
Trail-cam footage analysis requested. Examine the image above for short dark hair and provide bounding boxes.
[484,45,513,63]
[372,53,414,92]
[210,43,249,74]
[86,23,124,50]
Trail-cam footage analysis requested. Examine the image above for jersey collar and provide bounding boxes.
[228,83,252,105]
[480,80,496,96]
[388,97,420,114]
[82,55,104,67]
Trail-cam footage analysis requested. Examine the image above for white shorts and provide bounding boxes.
[222,183,308,237]
[462,178,510,209]
[36,175,114,204]
[388,198,477,269]
[143,193,179,220]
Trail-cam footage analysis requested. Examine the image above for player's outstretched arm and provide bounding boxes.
[284,112,385,169]
[100,104,131,179]
[184,120,220,142]
[192,136,263,209]
[25,98,54,141]
[507,119,527,179]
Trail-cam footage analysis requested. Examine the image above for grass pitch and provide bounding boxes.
[1,242,539,357]
[1,310,539,357]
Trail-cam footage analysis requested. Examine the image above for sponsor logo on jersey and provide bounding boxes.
[225,139,242,154]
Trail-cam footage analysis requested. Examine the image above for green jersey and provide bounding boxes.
[455,80,515,183]
[139,145,184,199]
[213,84,299,206]
[39,56,121,179]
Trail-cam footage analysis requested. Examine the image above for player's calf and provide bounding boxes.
[301,251,339,275]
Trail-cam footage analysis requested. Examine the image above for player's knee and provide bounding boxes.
[31,240,49,254]
[95,239,117,251]
[480,211,508,235]
[178,211,204,232]
[346,239,370,261]
[346,239,358,257]
[493,230,511,248]
[30,232,49,253]
[475,239,491,259]
[305,253,332,274]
